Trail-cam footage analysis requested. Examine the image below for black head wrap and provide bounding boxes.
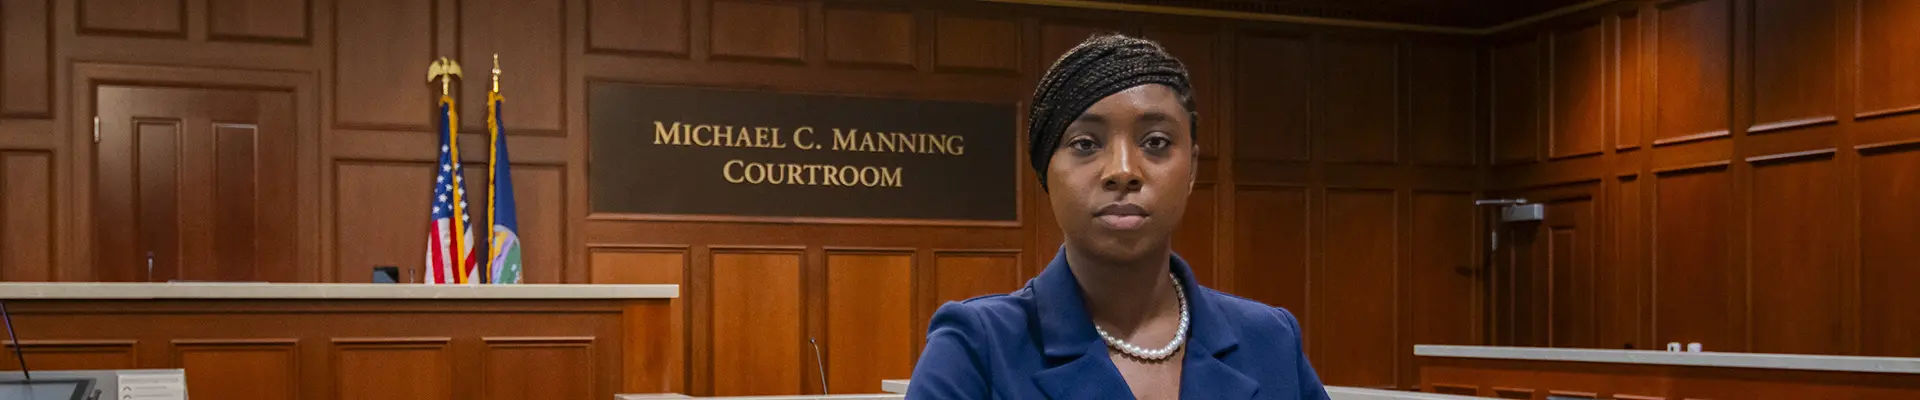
[1028,33,1195,191]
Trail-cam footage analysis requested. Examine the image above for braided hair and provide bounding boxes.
[1028,33,1196,191]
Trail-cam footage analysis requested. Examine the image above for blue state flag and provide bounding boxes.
[485,87,523,284]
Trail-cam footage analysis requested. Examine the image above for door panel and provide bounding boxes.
[1488,198,1596,348]
[94,86,297,282]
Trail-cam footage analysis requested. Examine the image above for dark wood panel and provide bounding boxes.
[1143,29,1218,155]
[710,251,802,395]
[174,340,299,400]
[1654,0,1732,141]
[2,0,51,117]
[1320,189,1396,387]
[1607,176,1644,350]
[1856,0,1920,116]
[1420,190,1474,346]
[1320,37,1398,164]
[1232,187,1308,323]
[1551,20,1604,158]
[483,339,595,400]
[208,0,309,43]
[1430,383,1479,396]
[590,247,686,285]
[1617,11,1642,149]
[1652,167,1737,349]
[462,0,565,133]
[213,124,258,282]
[1493,387,1534,399]
[824,8,915,68]
[930,252,1018,305]
[333,340,453,400]
[1235,35,1311,161]
[1040,23,1128,67]
[588,0,689,56]
[586,247,686,393]
[1751,0,1837,129]
[334,0,434,129]
[79,0,184,37]
[0,341,137,371]
[933,16,1018,73]
[824,252,913,394]
[1411,192,1477,347]
[513,166,566,284]
[1172,185,1217,287]
[333,162,433,283]
[1859,149,1920,357]
[138,120,181,282]
[1492,37,1541,164]
[1547,200,1595,348]
[1749,155,1842,354]
[709,0,805,62]
[1410,44,1476,166]
[0,151,53,281]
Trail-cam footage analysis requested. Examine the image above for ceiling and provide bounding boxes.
[1080,0,1595,29]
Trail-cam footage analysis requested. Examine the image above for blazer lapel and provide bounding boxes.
[1180,356,1259,399]
[1031,247,1135,400]
[1172,253,1260,400]
[1032,351,1135,400]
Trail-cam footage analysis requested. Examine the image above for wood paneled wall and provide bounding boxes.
[1487,0,1920,360]
[0,0,1487,394]
[0,298,668,400]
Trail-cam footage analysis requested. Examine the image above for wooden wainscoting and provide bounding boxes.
[0,298,671,400]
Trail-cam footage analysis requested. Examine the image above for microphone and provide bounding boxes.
[1,301,29,380]
[808,337,827,395]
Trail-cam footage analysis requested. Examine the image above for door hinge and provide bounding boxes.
[92,116,100,143]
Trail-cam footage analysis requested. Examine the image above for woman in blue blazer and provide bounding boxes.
[906,34,1331,400]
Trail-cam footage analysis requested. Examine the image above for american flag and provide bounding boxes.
[425,97,478,284]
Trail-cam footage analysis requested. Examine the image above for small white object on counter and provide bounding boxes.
[1416,345,1920,375]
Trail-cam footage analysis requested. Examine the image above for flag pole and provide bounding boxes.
[484,54,502,285]
[429,57,470,284]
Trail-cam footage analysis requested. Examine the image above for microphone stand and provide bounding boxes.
[1,301,30,380]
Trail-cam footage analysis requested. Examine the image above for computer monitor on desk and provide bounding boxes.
[0,378,98,400]
[0,369,184,400]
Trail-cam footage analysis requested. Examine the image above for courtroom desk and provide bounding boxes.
[874,379,1496,399]
[1416,345,1920,399]
[0,282,679,400]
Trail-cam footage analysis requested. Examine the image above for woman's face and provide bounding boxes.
[1046,84,1196,263]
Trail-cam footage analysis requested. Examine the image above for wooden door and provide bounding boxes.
[1543,200,1596,348]
[1487,199,1598,348]
[93,85,297,282]
[1488,207,1545,347]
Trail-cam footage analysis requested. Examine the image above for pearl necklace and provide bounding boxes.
[1093,273,1190,360]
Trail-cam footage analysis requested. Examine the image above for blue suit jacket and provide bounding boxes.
[906,248,1331,400]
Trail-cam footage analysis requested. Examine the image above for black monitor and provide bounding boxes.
[0,378,99,400]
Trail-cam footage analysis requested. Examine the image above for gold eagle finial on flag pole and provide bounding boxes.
[427,57,462,95]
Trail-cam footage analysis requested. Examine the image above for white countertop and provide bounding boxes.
[0,282,679,300]
[880,379,908,394]
[1416,345,1920,375]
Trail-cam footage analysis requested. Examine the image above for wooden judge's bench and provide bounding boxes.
[0,282,678,400]
[1417,345,1920,399]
